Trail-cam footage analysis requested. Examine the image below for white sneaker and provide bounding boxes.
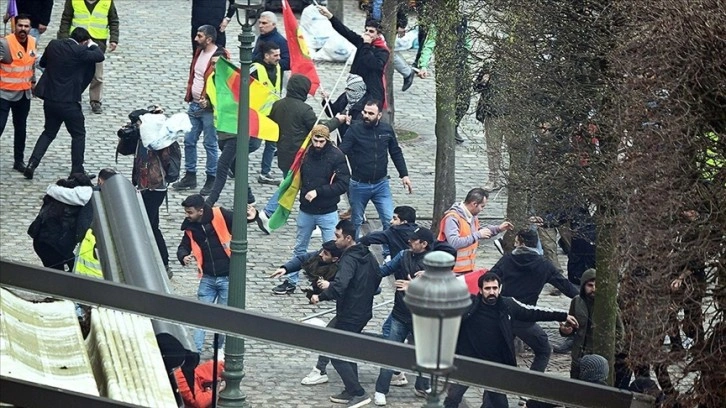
[301,367,328,385]
[390,372,408,386]
[374,392,387,406]
[215,349,224,360]
[311,226,322,237]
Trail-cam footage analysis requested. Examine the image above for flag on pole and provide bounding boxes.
[268,133,312,230]
[6,0,18,32]
[282,0,320,95]
[207,58,279,141]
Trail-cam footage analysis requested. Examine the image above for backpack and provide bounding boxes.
[132,141,181,190]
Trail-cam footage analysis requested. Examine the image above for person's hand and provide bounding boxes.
[362,32,373,44]
[401,176,413,194]
[38,24,48,34]
[108,42,117,52]
[269,268,286,279]
[499,221,514,231]
[86,39,97,48]
[671,277,684,291]
[528,216,544,226]
[310,294,320,304]
[220,17,230,32]
[305,190,318,202]
[317,5,333,19]
[317,279,330,290]
[335,113,348,123]
[417,68,429,79]
[247,204,257,221]
[413,270,424,278]
[182,255,194,266]
[477,228,492,239]
[565,315,579,328]
[320,89,330,99]
[559,321,574,335]
[199,97,209,109]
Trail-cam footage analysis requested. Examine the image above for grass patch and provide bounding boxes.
[395,128,419,142]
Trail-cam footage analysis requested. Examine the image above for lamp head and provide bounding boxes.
[233,0,264,27]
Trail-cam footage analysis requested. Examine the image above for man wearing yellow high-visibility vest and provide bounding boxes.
[250,40,283,186]
[58,0,119,114]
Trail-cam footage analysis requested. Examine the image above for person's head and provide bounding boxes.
[464,188,489,216]
[345,74,366,107]
[514,229,538,249]
[320,240,343,263]
[579,354,609,384]
[581,268,596,300]
[287,74,312,98]
[66,173,94,187]
[334,220,356,250]
[408,227,434,254]
[14,14,31,42]
[310,124,330,152]
[478,273,501,305]
[364,18,383,41]
[258,11,277,35]
[362,100,382,127]
[70,27,91,44]
[195,25,217,49]
[97,168,118,186]
[260,41,281,65]
[181,194,206,223]
[392,206,416,225]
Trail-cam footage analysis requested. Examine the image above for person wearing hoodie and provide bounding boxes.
[444,272,578,408]
[317,6,389,111]
[359,205,417,260]
[258,74,347,229]
[437,188,513,275]
[310,220,381,407]
[489,229,578,373]
[28,173,94,272]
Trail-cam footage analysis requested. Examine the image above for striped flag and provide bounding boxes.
[282,0,320,95]
[268,133,312,230]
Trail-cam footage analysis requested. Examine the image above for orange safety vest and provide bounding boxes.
[185,207,232,277]
[437,210,479,274]
[0,34,36,92]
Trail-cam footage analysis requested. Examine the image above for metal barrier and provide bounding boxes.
[1,260,654,408]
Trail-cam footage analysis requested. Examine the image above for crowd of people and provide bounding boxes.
[2,1,677,408]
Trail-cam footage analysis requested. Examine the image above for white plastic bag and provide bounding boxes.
[140,113,191,150]
[394,28,418,51]
[300,5,334,50]
[312,32,356,62]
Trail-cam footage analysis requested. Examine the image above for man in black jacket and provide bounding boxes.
[340,100,413,238]
[317,5,389,111]
[272,124,350,295]
[177,194,234,353]
[359,205,417,260]
[444,273,578,408]
[191,0,235,52]
[24,27,105,179]
[489,229,578,373]
[310,220,381,407]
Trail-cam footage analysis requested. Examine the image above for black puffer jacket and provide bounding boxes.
[28,190,93,256]
[319,244,381,326]
[269,75,342,174]
[299,142,350,215]
[177,204,234,277]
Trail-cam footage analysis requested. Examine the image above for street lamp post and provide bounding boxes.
[404,251,472,408]
[218,1,263,406]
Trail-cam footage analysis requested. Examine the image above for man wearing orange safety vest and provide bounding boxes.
[0,14,36,173]
[437,188,513,275]
[177,194,233,354]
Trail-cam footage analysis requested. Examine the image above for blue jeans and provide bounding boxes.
[185,102,218,176]
[193,275,229,352]
[444,383,508,408]
[349,179,394,239]
[375,315,429,394]
[371,0,383,19]
[289,210,338,285]
[261,141,276,175]
[263,188,280,218]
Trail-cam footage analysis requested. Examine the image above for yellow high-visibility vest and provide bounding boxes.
[75,229,103,279]
[252,62,282,95]
[71,0,111,40]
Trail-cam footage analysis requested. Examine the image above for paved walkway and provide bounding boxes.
[0,1,572,406]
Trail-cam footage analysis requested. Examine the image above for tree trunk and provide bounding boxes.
[592,212,618,385]
[431,0,459,233]
[328,0,344,24]
[381,0,400,124]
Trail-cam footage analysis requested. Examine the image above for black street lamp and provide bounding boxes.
[217,1,263,406]
[404,251,472,408]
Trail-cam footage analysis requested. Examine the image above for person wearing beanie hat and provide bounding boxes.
[270,123,350,296]
[579,354,609,384]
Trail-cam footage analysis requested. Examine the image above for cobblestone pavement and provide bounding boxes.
[0,1,573,407]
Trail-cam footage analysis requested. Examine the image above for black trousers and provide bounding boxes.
[141,190,169,266]
[30,100,86,174]
[0,94,32,163]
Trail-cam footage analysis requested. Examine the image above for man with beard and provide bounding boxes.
[173,25,229,195]
[271,124,350,295]
[339,100,413,238]
[444,273,578,408]
[0,14,36,173]
[250,41,283,187]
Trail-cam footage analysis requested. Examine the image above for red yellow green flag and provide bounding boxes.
[282,0,320,95]
[268,133,312,230]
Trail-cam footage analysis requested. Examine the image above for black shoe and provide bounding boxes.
[23,160,38,180]
[402,71,415,91]
[329,390,353,404]
[228,169,235,179]
[256,210,270,235]
[12,161,26,173]
[91,101,103,114]
[552,336,574,354]
[172,172,197,190]
[272,280,296,295]
[165,265,173,279]
[199,175,216,196]
[455,129,465,144]
[493,238,504,255]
